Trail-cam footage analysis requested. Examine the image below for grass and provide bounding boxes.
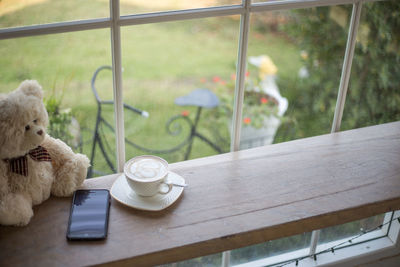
[0,0,302,175]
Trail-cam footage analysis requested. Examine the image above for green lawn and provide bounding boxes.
[0,0,302,175]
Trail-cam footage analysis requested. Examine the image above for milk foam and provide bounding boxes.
[129,159,166,180]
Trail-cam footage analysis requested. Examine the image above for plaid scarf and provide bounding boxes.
[3,146,52,176]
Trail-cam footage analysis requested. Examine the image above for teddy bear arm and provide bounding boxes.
[42,135,74,167]
[43,136,90,196]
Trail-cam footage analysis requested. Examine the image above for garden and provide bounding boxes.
[1,0,399,265]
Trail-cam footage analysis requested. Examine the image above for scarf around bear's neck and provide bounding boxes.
[3,146,52,176]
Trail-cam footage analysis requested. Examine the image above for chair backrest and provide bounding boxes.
[91,65,112,104]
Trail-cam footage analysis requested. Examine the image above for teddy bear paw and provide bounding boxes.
[74,153,90,185]
[51,153,90,197]
[14,211,34,226]
[51,180,77,197]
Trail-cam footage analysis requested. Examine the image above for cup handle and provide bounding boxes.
[158,181,173,195]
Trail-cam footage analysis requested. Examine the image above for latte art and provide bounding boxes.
[129,159,167,180]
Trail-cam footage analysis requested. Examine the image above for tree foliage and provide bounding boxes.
[281,0,400,139]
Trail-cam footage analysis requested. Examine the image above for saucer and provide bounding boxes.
[110,172,186,211]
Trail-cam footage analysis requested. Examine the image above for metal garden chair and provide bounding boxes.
[88,66,224,177]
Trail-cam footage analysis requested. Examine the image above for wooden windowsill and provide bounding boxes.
[1,122,400,267]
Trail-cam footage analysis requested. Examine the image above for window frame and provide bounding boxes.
[0,0,396,266]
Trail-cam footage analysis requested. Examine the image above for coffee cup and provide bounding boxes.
[124,155,173,197]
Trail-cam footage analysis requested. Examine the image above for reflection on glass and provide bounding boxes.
[121,17,239,164]
[241,6,351,150]
[0,29,112,177]
[0,0,109,28]
[120,0,241,16]
[341,0,400,130]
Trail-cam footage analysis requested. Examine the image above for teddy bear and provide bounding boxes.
[0,80,90,226]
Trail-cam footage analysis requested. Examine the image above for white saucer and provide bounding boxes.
[110,172,185,211]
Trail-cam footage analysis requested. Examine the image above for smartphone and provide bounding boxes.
[66,189,111,241]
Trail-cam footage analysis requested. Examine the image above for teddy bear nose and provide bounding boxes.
[37,130,43,136]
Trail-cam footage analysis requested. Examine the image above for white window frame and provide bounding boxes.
[0,0,396,266]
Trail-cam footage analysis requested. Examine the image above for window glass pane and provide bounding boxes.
[159,252,222,267]
[318,214,386,245]
[121,0,241,16]
[236,6,350,150]
[341,0,400,130]
[121,17,238,164]
[252,0,285,3]
[0,29,113,178]
[231,233,311,265]
[0,0,109,29]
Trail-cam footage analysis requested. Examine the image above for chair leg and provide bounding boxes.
[97,135,116,173]
[87,133,97,178]
[184,107,203,160]
[88,107,102,178]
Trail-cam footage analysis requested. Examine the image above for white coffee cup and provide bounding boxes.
[124,155,173,197]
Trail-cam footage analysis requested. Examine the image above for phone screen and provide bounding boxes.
[67,189,110,240]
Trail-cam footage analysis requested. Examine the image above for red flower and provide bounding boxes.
[243,117,251,124]
[181,110,190,117]
[219,80,226,85]
[200,78,206,83]
[213,76,221,83]
[245,71,250,77]
[260,97,268,104]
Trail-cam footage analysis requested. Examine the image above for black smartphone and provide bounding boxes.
[66,189,111,241]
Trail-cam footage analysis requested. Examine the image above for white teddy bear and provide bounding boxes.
[0,80,90,226]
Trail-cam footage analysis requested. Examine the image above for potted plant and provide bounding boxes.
[44,79,82,151]
[211,55,289,149]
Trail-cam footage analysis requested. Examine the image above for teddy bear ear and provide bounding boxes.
[17,80,43,99]
[0,97,16,121]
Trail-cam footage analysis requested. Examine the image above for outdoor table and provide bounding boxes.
[174,88,223,159]
[1,121,400,267]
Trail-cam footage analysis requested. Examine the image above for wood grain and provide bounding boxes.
[1,121,400,267]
